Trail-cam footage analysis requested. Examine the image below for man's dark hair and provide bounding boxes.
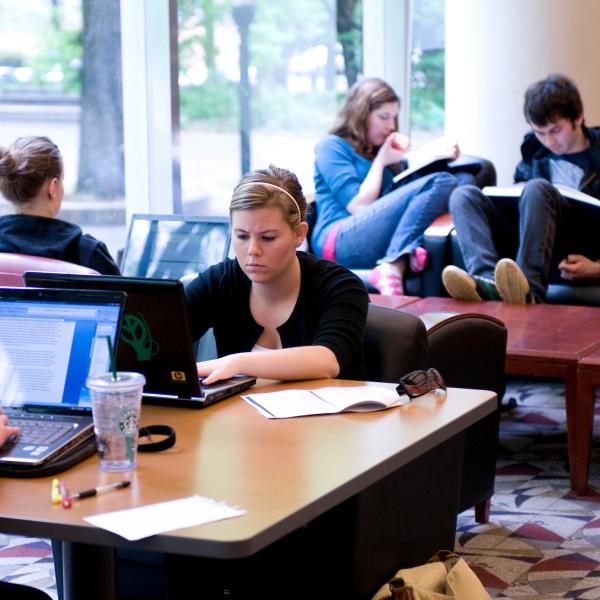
[523,74,584,126]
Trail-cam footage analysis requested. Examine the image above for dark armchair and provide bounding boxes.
[427,312,507,522]
[363,303,428,380]
[363,303,507,523]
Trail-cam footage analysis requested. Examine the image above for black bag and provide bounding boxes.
[0,437,96,478]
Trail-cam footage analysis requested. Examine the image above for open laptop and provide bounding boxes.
[0,287,126,467]
[24,273,256,407]
[119,214,231,279]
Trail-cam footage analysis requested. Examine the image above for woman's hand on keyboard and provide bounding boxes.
[0,408,21,448]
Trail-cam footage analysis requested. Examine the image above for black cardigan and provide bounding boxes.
[184,251,368,379]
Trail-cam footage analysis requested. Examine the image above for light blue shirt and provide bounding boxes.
[312,135,396,254]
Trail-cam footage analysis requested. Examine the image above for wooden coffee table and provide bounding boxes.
[575,349,600,494]
[368,294,420,310]
[370,296,600,494]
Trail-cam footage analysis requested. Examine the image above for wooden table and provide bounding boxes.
[575,348,600,494]
[0,380,495,600]
[368,293,420,310]
[380,296,600,494]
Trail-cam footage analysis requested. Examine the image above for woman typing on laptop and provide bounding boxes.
[184,165,369,384]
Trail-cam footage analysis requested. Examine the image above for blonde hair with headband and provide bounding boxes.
[230,165,307,229]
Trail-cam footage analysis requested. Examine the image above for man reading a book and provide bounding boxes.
[443,73,600,303]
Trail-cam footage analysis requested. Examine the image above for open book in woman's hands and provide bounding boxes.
[243,385,409,419]
[393,136,459,184]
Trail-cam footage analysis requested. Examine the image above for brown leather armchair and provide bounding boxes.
[364,305,506,523]
[427,313,507,523]
[363,303,428,380]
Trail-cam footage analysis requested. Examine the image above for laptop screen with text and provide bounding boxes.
[0,289,124,411]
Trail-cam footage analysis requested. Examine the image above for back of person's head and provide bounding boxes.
[230,165,307,229]
[523,74,584,126]
[330,77,399,158]
[0,136,63,205]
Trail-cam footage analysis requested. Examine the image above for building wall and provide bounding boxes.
[445,0,600,184]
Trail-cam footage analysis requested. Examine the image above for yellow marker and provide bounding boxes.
[51,478,62,505]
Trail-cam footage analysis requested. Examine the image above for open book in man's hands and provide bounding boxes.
[482,183,600,208]
[393,136,458,184]
[243,385,409,419]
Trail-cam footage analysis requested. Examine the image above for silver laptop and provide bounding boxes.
[0,287,125,466]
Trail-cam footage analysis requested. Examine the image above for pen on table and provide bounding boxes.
[70,480,131,502]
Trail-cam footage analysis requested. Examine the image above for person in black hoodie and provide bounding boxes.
[0,135,120,274]
[442,74,600,304]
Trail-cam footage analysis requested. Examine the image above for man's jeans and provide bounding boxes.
[449,179,573,300]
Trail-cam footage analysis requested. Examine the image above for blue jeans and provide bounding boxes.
[449,179,576,301]
[333,172,456,269]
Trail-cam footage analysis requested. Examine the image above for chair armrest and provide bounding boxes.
[424,212,454,237]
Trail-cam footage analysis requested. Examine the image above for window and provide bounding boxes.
[409,0,445,146]
[0,0,126,261]
[177,0,361,211]
[0,1,447,264]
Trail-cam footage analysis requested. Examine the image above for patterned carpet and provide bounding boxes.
[1,378,600,600]
[0,536,56,598]
[457,378,600,599]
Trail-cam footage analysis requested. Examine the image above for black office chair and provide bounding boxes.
[426,313,507,523]
[363,303,428,381]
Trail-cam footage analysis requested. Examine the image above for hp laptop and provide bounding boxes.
[24,273,256,407]
[0,287,126,467]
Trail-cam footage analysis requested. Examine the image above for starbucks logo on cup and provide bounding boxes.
[120,410,139,435]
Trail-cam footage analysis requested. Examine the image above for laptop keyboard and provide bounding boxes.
[10,419,74,446]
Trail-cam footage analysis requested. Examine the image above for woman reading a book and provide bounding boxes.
[184,164,368,384]
[311,77,458,296]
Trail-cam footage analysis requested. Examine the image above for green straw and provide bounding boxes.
[106,335,117,380]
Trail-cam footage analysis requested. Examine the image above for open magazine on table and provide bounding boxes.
[243,385,409,419]
[482,183,600,208]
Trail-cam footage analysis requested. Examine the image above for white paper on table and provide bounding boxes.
[83,495,246,541]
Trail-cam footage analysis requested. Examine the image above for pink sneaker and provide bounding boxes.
[410,247,429,273]
[368,266,404,296]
